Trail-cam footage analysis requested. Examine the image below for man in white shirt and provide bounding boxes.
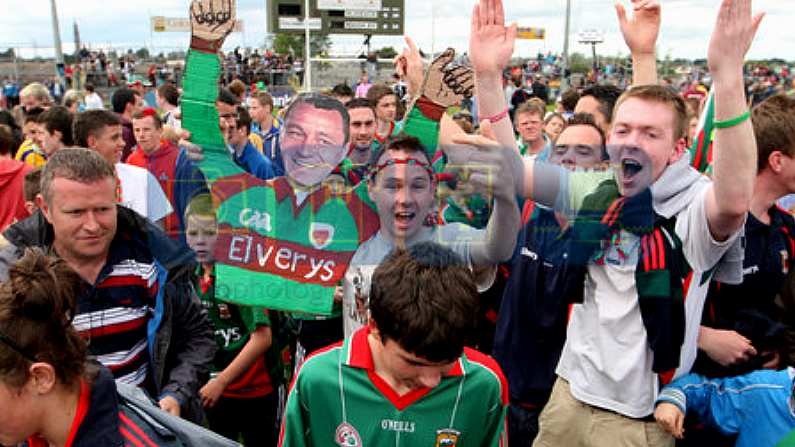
[464,0,759,445]
[73,110,172,226]
[84,84,104,110]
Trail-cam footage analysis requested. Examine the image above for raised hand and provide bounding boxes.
[394,36,425,99]
[469,0,517,77]
[422,49,474,108]
[616,0,661,56]
[707,0,764,79]
[191,0,236,46]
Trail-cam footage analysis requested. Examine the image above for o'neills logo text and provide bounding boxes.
[381,419,415,433]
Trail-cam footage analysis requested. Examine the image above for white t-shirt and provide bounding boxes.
[115,163,173,223]
[556,184,741,418]
[342,224,485,338]
[84,92,104,110]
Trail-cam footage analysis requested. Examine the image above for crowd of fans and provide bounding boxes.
[1,0,795,446]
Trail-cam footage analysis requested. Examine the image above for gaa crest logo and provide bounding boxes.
[335,422,362,447]
[310,222,335,249]
[435,428,461,447]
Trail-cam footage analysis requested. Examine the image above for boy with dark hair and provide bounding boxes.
[342,124,520,338]
[223,105,274,180]
[156,82,181,129]
[36,105,75,157]
[22,168,41,216]
[366,84,398,143]
[73,109,173,225]
[330,83,354,104]
[110,87,142,160]
[574,84,624,134]
[280,242,509,447]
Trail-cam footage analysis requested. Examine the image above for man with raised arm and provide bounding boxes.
[463,0,760,445]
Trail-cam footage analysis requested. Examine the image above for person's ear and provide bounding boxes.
[368,319,381,339]
[670,137,688,164]
[768,151,784,174]
[36,194,51,222]
[86,134,97,150]
[28,362,57,394]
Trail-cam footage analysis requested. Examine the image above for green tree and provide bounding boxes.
[568,52,591,74]
[376,46,397,59]
[135,47,150,60]
[272,32,331,58]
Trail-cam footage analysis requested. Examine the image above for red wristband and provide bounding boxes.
[415,96,447,122]
[479,108,509,124]
[190,36,222,54]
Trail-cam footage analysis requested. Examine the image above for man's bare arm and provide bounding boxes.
[617,0,661,86]
[705,0,764,240]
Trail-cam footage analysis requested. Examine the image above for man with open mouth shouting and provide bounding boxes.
[341,116,520,338]
[464,0,759,445]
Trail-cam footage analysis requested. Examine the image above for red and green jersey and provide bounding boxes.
[279,327,509,447]
[196,266,273,399]
[210,175,379,315]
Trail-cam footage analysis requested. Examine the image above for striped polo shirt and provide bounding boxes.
[72,244,157,387]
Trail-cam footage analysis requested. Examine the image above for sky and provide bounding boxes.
[3,0,793,61]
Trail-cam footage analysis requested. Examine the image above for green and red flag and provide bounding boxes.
[688,87,715,174]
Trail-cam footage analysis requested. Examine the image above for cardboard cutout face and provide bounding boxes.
[280,95,349,188]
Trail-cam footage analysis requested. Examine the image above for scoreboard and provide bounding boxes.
[266,0,405,35]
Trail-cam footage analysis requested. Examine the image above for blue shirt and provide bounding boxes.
[657,368,795,447]
[252,118,284,177]
[230,140,275,181]
[492,205,584,405]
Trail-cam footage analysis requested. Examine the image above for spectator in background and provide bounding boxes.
[228,79,246,102]
[14,107,46,168]
[354,71,372,99]
[73,109,173,226]
[340,97,378,182]
[157,83,181,130]
[84,83,104,110]
[22,168,41,216]
[0,110,22,157]
[127,108,207,243]
[514,99,550,160]
[248,91,284,176]
[544,112,566,143]
[36,106,75,158]
[224,105,274,181]
[111,88,143,161]
[0,124,31,231]
[574,84,623,134]
[366,84,398,144]
[330,83,354,104]
[557,88,580,120]
[61,89,83,114]
[18,82,52,112]
[13,82,52,129]
[531,74,550,104]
